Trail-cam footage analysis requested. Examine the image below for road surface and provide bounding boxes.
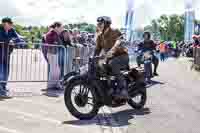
[0,57,200,133]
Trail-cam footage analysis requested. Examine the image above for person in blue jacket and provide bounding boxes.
[0,17,24,97]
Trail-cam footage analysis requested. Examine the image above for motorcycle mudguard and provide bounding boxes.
[62,71,79,85]
[63,71,79,80]
[63,74,86,89]
[128,82,146,97]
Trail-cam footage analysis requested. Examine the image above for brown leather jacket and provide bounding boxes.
[94,28,128,59]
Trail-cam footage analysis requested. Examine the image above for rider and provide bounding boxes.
[94,16,129,99]
[136,32,159,76]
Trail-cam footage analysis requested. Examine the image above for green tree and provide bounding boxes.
[147,14,185,41]
[14,24,24,34]
[81,24,96,33]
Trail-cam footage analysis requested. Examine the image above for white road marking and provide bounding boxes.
[39,110,50,115]
[0,126,23,133]
[16,115,35,122]
[0,107,61,125]
[11,98,63,108]
[5,98,64,115]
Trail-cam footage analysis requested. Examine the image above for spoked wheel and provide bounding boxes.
[128,88,147,110]
[64,79,99,120]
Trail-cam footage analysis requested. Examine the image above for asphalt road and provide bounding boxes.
[0,57,200,133]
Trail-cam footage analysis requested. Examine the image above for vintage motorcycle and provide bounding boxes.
[63,55,147,120]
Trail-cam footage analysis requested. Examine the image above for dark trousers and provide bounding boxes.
[0,59,10,89]
[42,47,50,80]
[160,52,165,61]
[152,55,159,73]
[58,48,65,79]
[107,55,129,91]
[0,46,13,91]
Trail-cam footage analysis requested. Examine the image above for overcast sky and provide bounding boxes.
[0,0,200,28]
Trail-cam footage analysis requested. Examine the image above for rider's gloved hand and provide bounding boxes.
[105,57,109,65]
[105,53,113,64]
[9,40,15,46]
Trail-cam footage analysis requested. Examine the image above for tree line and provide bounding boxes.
[144,14,200,41]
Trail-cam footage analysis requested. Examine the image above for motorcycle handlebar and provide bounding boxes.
[90,55,105,59]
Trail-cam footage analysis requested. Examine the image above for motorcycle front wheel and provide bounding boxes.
[64,79,99,120]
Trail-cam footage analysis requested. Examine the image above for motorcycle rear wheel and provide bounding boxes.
[128,88,147,110]
[64,79,99,120]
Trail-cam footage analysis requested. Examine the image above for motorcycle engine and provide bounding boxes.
[128,68,145,83]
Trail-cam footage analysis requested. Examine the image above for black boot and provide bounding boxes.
[153,71,159,76]
[153,55,159,76]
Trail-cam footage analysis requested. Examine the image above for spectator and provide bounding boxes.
[44,22,64,90]
[0,17,24,97]
[172,41,177,56]
[159,41,167,61]
[60,29,75,77]
[45,22,63,47]
[41,24,56,82]
[71,28,79,44]
[79,33,86,45]
[72,28,85,47]
[60,29,72,47]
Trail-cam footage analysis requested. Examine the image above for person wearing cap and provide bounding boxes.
[94,16,129,99]
[0,17,24,97]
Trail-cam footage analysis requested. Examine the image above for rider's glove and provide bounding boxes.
[9,40,15,46]
[105,52,113,64]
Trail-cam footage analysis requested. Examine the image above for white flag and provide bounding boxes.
[185,0,193,9]
[124,0,135,41]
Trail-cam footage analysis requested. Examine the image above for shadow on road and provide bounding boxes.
[62,108,151,127]
[146,80,165,88]
[0,97,10,101]
[42,89,64,98]
[0,95,13,100]
[151,80,165,85]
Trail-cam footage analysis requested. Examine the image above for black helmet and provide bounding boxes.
[143,31,151,39]
[2,17,13,24]
[97,16,112,25]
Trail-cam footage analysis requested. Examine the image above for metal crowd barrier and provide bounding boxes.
[0,42,96,84]
[0,42,67,83]
[0,42,136,84]
[70,46,95,71]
